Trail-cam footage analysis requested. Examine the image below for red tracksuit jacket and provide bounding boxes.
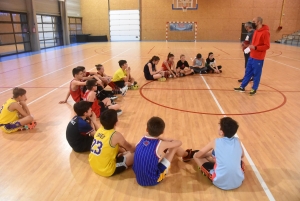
[250,25,270,60]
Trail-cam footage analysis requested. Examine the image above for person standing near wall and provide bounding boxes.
[238,22,255,82]
[234,17,270,96]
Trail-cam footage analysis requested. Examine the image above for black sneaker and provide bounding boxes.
[234,87,245,92]
[238,79,243,82]
[249,89,256,96]
[182,149,199,162]
[202,71,207,74]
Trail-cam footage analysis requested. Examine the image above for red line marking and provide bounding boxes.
[213,46,230,55]
[148,46,155,54]
[139,80,287,116]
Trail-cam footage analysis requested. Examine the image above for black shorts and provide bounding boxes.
[114,81,125,88]
[111,155,127,176]
[99,102,109,115]
[144,73,154,80]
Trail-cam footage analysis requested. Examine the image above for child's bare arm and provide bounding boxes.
[194,140,215,159]
[10,102,30,117]
[59,91,70,104]
[111,132,135,153]
[163,61,176,77]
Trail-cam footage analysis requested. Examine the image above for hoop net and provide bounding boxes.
[182,6,187,12]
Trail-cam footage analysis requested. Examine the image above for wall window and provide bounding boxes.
[0,11,31,57]
[37,14,63,49]
[69,17,82,43]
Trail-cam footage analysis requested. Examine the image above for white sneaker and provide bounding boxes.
[120,86,128,96]
[116,110,123,116]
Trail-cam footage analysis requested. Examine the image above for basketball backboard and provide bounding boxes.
[172,0,198,11]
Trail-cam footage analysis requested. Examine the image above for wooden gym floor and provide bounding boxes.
[0,42,299,201]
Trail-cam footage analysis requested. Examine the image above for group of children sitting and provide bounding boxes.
[67,103,245,190]
[144,52,223,81]
[0,57,245,190]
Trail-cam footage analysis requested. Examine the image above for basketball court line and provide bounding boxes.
[0,48,131,95]
[200,75,276,201]
[266,58,300,71]
[279,55,300,62]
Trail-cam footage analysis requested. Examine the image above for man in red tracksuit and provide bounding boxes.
[234,17,270,96]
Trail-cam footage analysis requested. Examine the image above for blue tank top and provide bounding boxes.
[211,137,244,190]
[133,136,162,186]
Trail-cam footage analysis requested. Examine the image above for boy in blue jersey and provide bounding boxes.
[193,117,245,190]
[133,116,198,186]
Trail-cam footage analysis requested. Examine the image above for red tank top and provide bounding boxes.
[162,60,173,71]
[82,90,101,118]
[69,79,83,103]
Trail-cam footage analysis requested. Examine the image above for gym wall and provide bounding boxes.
[81,0,300,42]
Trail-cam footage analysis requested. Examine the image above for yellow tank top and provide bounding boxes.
[89,127,119,177]
[0,98,19,124]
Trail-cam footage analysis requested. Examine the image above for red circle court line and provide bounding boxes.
[139,81,287,116]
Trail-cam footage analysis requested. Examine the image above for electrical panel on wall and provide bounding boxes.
[109,10,140,41]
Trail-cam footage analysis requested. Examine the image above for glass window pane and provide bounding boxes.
[77,30,83,34]
[38,24,43,32]
[37,15,42,23]
[39,32,44,40]
[20,14,27,23]
[0,23,13,33]
[45,39,55,47]
[70,24,76,31]
[0,12,11,22]
[42,16,52,23]
[12,13,21,22]
[44,32,54,39]
[69,18,76,23]
[21,24,29,32]
[15,33,30,43]
[13,24,22,32]
[43,24,53,31]
[16,43,25,52]
[0,44,17,56]
[70,31,76,35]
[53,32,61,38]
[52,17,58,24]
[76,18,81,23]
[40,41,45,48]
[0,34,15,44]
[76,24,82,31]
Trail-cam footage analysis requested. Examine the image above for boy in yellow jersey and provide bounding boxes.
[89,109,135,177]
[112,60,137,90]
[0,87,35,133]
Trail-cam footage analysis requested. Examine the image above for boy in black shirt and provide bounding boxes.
[176,54,194,76]
[66,101,99,152]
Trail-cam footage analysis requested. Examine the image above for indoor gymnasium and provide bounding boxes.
[0,0,300,200]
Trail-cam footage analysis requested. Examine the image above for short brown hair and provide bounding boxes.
[13,87,26,98]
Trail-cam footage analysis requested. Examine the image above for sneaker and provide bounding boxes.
[234,87,245,92]
[120,86,128,96]
[238,79,243,82]
[180,73,185,77]
[169,74,173,78]
[200,71,207,74]
[182,149,199,162]
[249,89,256,96]
[109,96,117,101]
[158,77,166,82]
[116,109,123,116]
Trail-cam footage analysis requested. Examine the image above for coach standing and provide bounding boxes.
[234,17,270,96]
[238,22,255,82]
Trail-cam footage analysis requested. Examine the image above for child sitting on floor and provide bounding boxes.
[133,116,198,186]
[0,87,36,133]
[82,79,122,117]
[66,101,99,152]
[206,52,222,73]
[193,117,245,190]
